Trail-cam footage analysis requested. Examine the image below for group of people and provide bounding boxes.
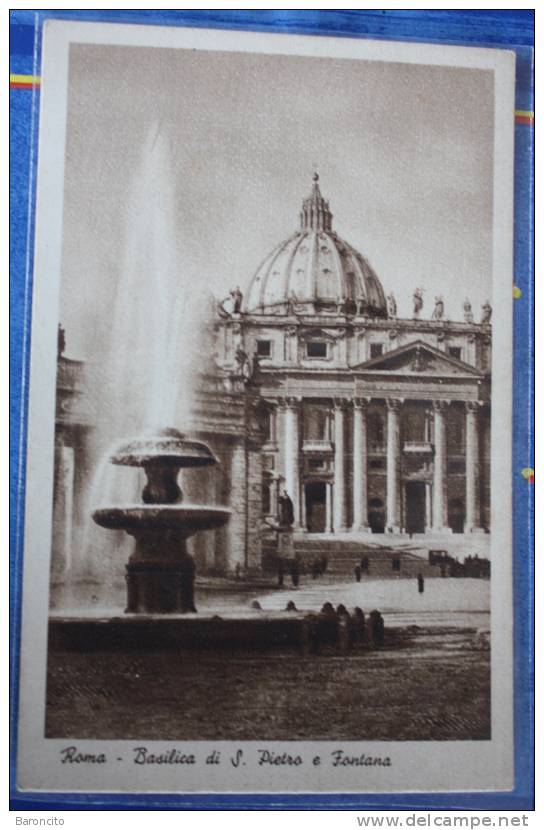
[277,553,329,588]
[317,603,385,649]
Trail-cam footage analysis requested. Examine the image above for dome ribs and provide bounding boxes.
[283,231,309,306]
[242,176,387,317]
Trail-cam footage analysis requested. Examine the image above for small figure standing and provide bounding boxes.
[417,573,425,594]
[278,490,295,527]
[481,300,492,324]
[412,288,424,318]
[354,564,362,583]
[360,554,370,574]
[432,296,444,321]
[463,298,474,323]
[386,292,397,318]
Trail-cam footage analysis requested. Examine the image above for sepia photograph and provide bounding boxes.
[16,21,516,794]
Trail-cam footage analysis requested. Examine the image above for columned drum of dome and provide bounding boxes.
[244,175,388,318]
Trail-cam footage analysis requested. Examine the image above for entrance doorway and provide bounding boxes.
[405,481,426,534]
[448,498,465,534]
[305,482,326,532]
[368,497,385,534]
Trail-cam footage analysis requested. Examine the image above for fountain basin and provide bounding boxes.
[93,504,231,535]
[109,429,217,468]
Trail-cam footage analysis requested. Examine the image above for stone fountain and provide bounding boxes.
[92,428,230,614]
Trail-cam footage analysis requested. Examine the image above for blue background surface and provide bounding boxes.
[10,9,534,811]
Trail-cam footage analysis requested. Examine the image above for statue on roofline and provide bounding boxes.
[386,292,397,319]
[412,288,424,318]
[481,300,492,324]
[463,298,474,323]
[432,296,444,321]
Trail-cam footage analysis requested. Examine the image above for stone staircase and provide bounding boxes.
[262,536,443,579]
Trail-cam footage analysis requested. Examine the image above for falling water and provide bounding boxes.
[60,123,212,607]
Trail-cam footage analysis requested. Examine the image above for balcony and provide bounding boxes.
[403,441,434,455]
[302,439,333,453]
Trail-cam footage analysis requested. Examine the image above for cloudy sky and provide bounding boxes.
[59,42,494,359]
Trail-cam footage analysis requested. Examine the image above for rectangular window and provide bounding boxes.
[306,341,328,358]
[256,339,272,357]
[305,407,329,441]
[370,342,383,359]
[261,482,271,514]
[448,346,462,360]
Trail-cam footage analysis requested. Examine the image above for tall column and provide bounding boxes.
[352,398,369,532]
[52,436,75,578]
[270,474,280,521]
[268,403,277,444]
[333,399,347,532]
[425,482,432,531]
[465,401,481,532]
[386,399,401,533]
[432,400,449,531]
[325,481,333,533]
[226,439,247,571]
[283,397,301,527]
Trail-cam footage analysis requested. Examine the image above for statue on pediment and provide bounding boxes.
[432,296,444,321]
[463,298,474,323]
[413,288,424,318]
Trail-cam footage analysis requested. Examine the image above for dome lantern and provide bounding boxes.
[299,173,333,232]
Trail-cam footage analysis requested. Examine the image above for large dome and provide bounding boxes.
[244,175,387,317]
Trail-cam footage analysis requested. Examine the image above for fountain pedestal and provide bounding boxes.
[93,429,230,614]
[125,556,196,614]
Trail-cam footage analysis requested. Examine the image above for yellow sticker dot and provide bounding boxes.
[513,285,522,299]
[521,467,534,483]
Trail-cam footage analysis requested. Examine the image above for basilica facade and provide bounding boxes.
[201,174,492,571]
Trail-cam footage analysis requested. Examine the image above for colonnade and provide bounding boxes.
[274,396,483,534]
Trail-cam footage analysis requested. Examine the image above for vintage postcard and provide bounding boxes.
[16,21,515,795]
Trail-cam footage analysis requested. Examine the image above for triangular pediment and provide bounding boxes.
[353,340,483,376]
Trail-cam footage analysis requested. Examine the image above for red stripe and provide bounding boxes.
[515,114,534,126]
[10,82,40,89]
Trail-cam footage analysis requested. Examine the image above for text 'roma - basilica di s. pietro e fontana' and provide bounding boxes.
[54,174,492,579]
